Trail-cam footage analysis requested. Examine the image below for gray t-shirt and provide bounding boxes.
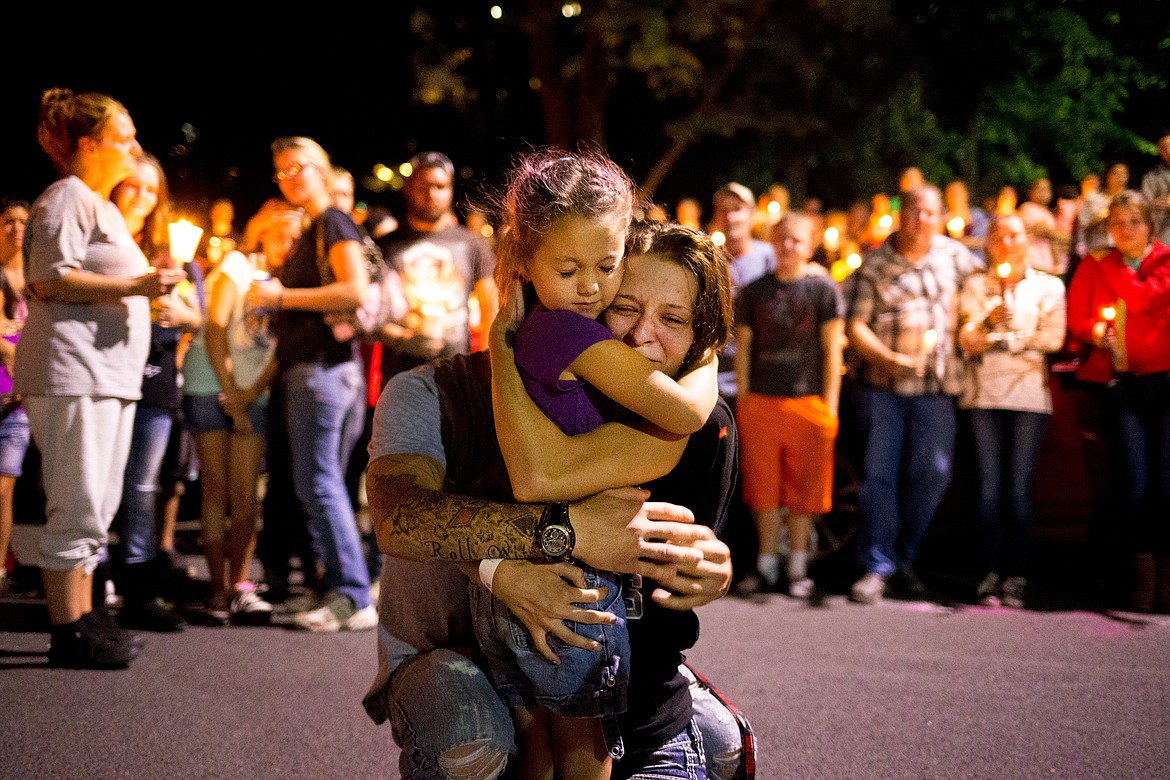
[15,176,151,399]
[717,239,777,397]
[364,364,477,720]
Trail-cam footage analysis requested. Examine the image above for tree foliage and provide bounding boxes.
[400,0,1170,209]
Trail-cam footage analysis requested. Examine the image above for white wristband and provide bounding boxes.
[479,558,503,592]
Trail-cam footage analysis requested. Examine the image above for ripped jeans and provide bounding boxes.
[380,649,744,780]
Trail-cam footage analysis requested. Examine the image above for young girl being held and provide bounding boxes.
[473,148,717,780]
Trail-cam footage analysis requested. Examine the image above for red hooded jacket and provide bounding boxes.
[1066,242,1170,384]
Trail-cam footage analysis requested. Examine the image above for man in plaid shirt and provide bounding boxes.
[842,184,984,604]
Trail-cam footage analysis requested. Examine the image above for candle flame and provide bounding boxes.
[996,262,1012,279]
[1101,305,1116,322]
[922,328,938,351]
[168,219,204,264]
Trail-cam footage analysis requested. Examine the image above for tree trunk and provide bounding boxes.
[637,0,773,201]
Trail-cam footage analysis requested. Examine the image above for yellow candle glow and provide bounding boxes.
[922,328,938,352]
[823,226,840,253]
[168,220,204,264]
[1101,305,1116,323]
[996,262,1012,279]
[947,216,965,237]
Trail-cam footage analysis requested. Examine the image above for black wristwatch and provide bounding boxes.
[536,501,575,562]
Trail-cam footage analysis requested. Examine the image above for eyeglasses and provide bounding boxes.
[273,162,316,183]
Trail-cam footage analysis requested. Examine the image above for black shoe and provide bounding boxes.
[886,566,929,601]
[732,571,778,598]
[48,613,137,669]
[119,598,186,632]
[85,608,146,651]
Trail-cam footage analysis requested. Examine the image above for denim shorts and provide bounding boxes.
[182,393,267,435]
[0,406,29,477]
[470,564,630,724]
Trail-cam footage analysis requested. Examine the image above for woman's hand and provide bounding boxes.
[1091,320,1116,351]
[488,278,525,352]
[151,293,199,330]
[249,278,285,311]
[135,268,186,300]
[489,559,616,664]
[649,527,732,611]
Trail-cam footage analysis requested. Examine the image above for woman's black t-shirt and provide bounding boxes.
[620,397,739,757]
[273,206,363,370]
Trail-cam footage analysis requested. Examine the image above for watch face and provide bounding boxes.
[540,525,572,558]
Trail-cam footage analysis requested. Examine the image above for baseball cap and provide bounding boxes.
[715,182,755,208]
[409,151,455,177]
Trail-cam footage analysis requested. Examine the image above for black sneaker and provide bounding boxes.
[732,571,775,598]
[48,613,137,669]
[119,598,186,633]
[886,566,929,601]
[1001,577,1026,609]
[975,572,1001,607]
[86,608,145,652]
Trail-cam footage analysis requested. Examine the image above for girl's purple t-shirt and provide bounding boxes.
[512,307,615,435]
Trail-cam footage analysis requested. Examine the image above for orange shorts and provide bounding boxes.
[737,393,838,514]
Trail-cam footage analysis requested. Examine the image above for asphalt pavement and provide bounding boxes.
[3,527,1170,779]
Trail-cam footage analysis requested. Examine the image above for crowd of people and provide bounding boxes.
[5,85,1170,777]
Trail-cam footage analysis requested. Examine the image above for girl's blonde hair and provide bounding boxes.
[489,147,640,314]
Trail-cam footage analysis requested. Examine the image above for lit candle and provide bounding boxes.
[947,215,965,238]
[1101,305,1116,334]
[922,328,938,352]
[996,261,1012,296]
[168,220,204,265]
[824,226,840,252]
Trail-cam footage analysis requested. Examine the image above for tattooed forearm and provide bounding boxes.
[367,453,542,562]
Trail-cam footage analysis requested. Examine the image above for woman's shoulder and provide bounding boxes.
[319,207,363,242]
[215,251,253,287]
[32,176,96,215]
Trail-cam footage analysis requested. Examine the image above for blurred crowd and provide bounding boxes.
[5,87,1170,681]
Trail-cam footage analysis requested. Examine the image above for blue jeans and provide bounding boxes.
[381,649,727,779]
[283,360,370,608]
[614,718,705,780]
[470,566,629,721]
[855,386,956,576]
[1107,372,1170,555]
[968,408,1049,578]
[112,404,174,566]
[0,406,30,477]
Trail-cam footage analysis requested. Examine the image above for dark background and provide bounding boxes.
[6,6,1169,228]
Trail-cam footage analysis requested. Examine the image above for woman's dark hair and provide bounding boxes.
[624,219,733,374]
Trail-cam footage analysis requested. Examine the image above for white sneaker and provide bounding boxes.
[850,572,886,604]
[788,577,814,599]
[345,604,379,631]
[292,591,377,632]
[230,585,274,626]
